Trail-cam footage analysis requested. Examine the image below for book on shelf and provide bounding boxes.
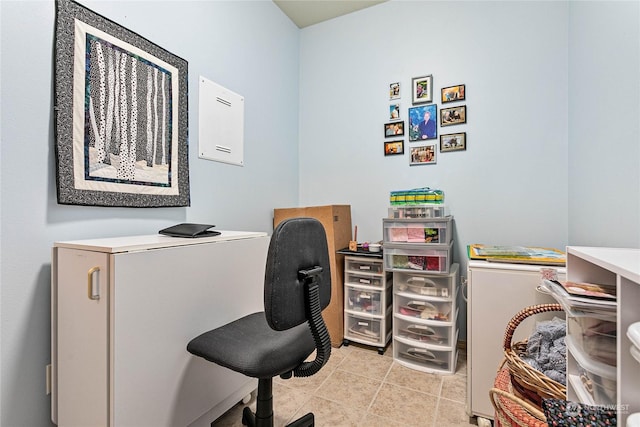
[541,279,617,318]
[557,280,616,301]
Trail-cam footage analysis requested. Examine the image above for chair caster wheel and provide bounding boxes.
[477,416,492,427]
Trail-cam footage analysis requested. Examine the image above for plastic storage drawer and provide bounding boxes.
[345,257,383,274]
[394,316,455,348]
[567,335,617,405]
[394,293,454,324]
[345,285,391,316]
[383,242,453,274]
[388,205,448,219]
[393,265,458,300]
[394,339,456,373]
[345,313,387,344]
[345,271,386,289]
[568,316,617,366]
[383,218,452,245]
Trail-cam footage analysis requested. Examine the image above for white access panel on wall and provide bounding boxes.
[198,76,244,166]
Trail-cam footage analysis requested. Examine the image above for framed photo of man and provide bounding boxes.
[408,104,437,141]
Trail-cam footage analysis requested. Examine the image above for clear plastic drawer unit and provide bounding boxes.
[345,312,390,345]
[345,285,392,317]
[383,241,453,274]
[345,257,384,274]
[383,217,452,245]
[388,205,449,219]
[393,270,455,300]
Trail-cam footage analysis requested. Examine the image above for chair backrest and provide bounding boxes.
[264,217,331,331]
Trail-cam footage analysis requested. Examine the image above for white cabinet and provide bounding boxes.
[466,261,566,420]
[51,231,270,427]
[342,255,392,354]
[564,246,640,427]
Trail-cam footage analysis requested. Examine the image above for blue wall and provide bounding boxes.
[1,1,299,425]
[1,0,638,425]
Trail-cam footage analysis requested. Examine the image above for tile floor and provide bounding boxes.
[212,343,480,427]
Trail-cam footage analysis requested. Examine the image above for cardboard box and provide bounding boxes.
[273,205,352,347]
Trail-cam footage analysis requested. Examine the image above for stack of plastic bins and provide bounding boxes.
[342,255,393,355]
[382,212,458,374]
[565,315,617,406]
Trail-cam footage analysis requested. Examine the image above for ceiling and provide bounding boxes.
[273,0,387,28]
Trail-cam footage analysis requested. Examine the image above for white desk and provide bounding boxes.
[51,231,269,426]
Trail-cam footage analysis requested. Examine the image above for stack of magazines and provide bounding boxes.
[541,279,617,319]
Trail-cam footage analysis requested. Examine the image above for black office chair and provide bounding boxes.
[187,217,332,427]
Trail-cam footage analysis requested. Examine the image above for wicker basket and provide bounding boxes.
[503,303,566,408]
[490,360,547,427]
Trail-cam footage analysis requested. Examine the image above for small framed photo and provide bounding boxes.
[408,104,437,141]
[441,84,466,103]
[390,82,400,100]
[411,75,433,104]
[384,121,405,137]
[440,132,466,152]
[410,144,437,165]
[440,105,467,126]
[390,104,401,121]
[384,140,404,156]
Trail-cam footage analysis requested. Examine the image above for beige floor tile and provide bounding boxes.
[368,382,438,427]
[384,362,442,396]
[213,346,475,426]
[441,372,467,403]
[338,347,394,380]
[358,412,410,427]
[289,396,361,427]
[315,369,382,410]
[435,396,477,426]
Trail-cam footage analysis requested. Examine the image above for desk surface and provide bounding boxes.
[54,230,268,253]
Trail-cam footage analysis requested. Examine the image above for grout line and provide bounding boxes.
[363,357,395,414]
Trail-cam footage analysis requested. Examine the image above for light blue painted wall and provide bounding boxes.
[0,1,299,425]
[568,1,640,248]
[299,0,571,262]
[298,0,573,343]
[297,0,638,342]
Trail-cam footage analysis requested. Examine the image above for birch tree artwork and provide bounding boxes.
[55,0,189,207]
[86,34,172,186]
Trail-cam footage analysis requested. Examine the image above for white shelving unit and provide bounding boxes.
[382,213,458,374]
[342,254,392,354]
[564,246,640,427]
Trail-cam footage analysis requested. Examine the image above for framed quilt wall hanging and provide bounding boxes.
[54,0,190,207]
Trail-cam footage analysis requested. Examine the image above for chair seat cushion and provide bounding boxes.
[187,312,316,379]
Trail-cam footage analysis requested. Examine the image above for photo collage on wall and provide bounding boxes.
[384,76,467,165]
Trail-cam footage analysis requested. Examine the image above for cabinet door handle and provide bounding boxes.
[87,266,100,300]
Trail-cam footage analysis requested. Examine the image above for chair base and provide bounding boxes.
[234,378,314,427]
[241,407,314,427]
